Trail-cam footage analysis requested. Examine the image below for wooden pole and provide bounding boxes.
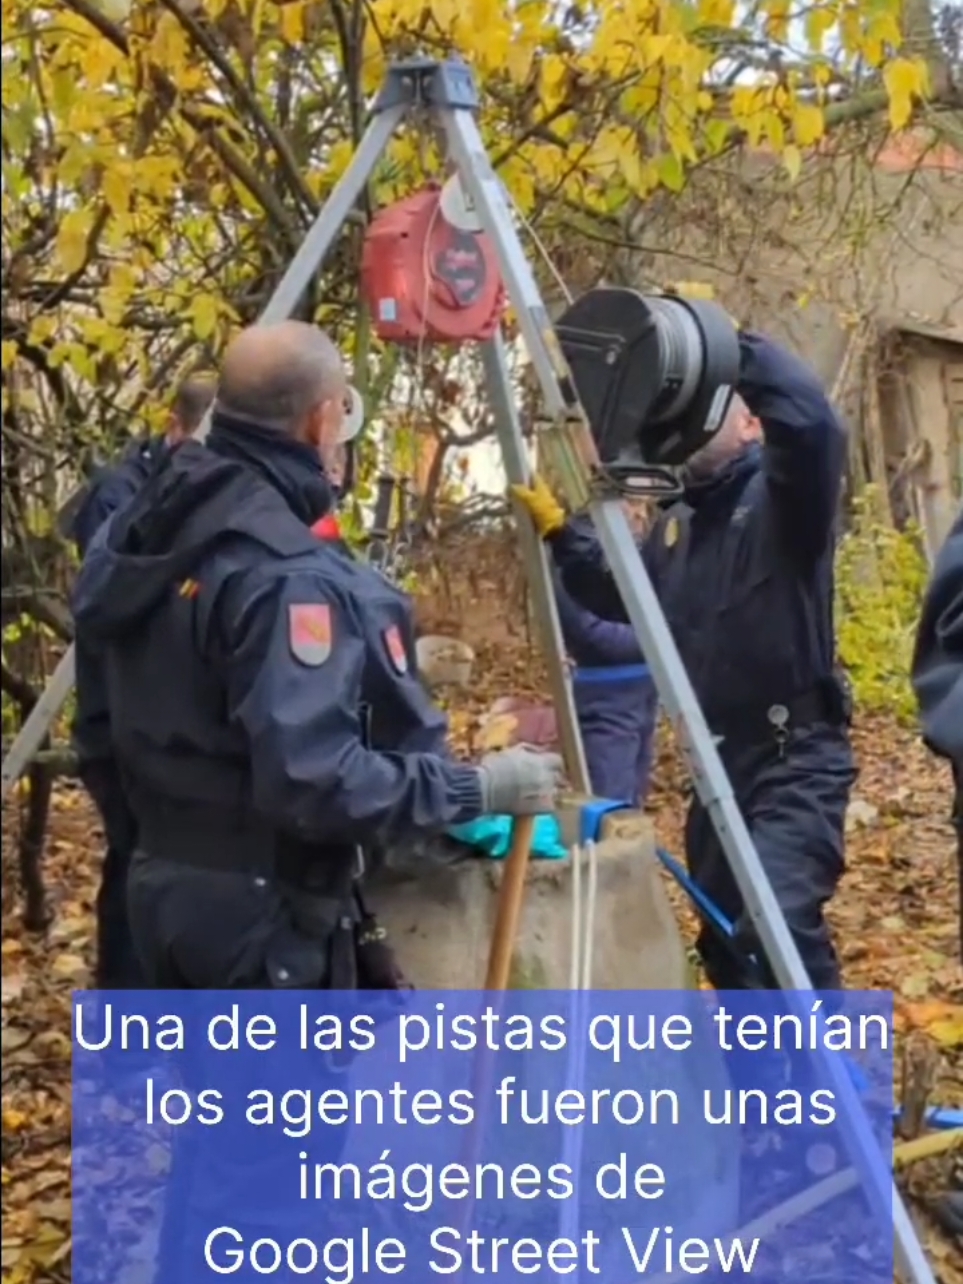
[483,815,536,990]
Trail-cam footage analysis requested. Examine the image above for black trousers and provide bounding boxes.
[77,758,146,989]
[952,764,962,961]
[686,726,857,991]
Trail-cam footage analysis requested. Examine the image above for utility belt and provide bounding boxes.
[135,794,287,878]
[706,677,852,752]
[133,789,410,992]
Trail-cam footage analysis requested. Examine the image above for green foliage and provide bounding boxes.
[836,488,929,720]
[2,615,77,737]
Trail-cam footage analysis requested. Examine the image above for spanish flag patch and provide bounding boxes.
[178,578,200,599]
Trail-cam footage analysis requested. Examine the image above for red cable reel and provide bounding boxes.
[360,183,508,346]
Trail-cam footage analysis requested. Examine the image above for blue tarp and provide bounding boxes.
[447,814,568,860]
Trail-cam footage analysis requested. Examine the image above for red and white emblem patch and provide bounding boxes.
[288,604,332,667]
[384,625,408,675]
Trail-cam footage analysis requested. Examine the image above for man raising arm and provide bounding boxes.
[514,330,855,993]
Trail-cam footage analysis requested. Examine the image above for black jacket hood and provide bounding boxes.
[71,416,333,643]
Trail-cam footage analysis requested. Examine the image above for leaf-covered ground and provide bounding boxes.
[1,697,960,1282]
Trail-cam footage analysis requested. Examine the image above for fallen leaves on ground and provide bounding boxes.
[1,691,961,1280]
[1,782,88,1283]
[646,712,962,1281]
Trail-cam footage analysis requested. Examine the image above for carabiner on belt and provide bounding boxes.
[767,704,790,759]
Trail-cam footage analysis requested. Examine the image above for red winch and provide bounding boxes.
[360,184,507,345]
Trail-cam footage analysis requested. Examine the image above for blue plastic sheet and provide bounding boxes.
[447,814,568,860]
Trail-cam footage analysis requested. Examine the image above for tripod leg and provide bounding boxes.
[0,107,408,795]
[197,102,407,443]
[438,101,936,1284]
[479,333,591,794]
[1,648,76,804]
[258,105,407,327]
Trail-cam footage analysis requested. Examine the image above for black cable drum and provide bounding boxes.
[555,287,741,468]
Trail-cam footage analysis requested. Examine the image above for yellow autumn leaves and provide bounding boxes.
[884,58,932,132]
[1,0,934,407]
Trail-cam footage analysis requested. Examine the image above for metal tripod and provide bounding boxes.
[0,63,588,799]
[0,57,934,1283]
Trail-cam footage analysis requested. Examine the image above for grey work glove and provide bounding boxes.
[476,746,565,816]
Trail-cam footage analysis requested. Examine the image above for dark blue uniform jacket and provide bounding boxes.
[912,505,963,767]
[71,416,484,988]
[71,417,482,856]
[551,333,850,741]
[70,436,167,763]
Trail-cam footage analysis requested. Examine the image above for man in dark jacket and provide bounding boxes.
[72,322,564,1279]
[69,373,216,987]
[514,332,855,992]
[71,321,563,994]
[911,504,963,959]
[554,567,658,804]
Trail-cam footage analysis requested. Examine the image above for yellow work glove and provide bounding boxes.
[510,474,566,538]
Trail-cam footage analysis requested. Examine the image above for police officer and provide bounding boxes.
[71,320,563,993]
[70,373,216,987]
[514,331,856,992]
[912,503,963,961]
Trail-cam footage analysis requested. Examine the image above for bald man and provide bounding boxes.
[515,331,855,994]
[71,320,562,996]
[68,372,216,990]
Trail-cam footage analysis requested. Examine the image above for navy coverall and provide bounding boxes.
[552,333,856,990]
[71,413,485,992]
[911,503,963,959]
[70,436,167,988]
[554,570,658,804]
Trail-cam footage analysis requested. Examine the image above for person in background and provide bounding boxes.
[911,503,963,960]
[553,500,659,805]
[910,507,963,1239]
[69,372,216,988]
[69,374,218,556]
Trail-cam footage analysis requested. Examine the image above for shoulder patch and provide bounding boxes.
[178,578,201,599]
[664,516,679,548]
[289,603,332,667]
[383,625,408,675]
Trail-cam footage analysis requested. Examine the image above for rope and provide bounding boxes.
[559,839,599,1284]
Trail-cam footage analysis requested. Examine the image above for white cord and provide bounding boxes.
[570,840,582,991]
[559,838,599,1284]
[509,198,574,308]
[416,194,443,405]
[581,840,598,990]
